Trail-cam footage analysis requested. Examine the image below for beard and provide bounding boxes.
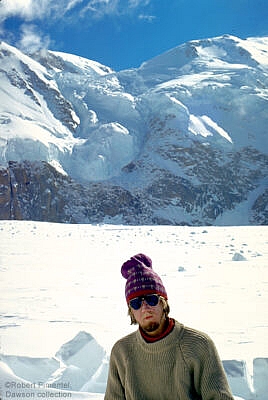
[142,321,161,333]
[141,311,167,334]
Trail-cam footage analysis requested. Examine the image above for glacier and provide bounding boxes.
[1,35,268,181]
[0,35,268,225]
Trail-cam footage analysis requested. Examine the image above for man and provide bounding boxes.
[105,253,234,400]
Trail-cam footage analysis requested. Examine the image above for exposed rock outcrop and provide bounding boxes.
[0,160,267,225]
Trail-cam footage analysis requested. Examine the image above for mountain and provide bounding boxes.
[0,35,268,225]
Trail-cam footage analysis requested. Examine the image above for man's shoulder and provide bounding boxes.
[174,320,216,356]
[177,322,212,343]
[111,330,138,352]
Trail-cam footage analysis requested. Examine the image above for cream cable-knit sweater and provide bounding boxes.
[104,320,234,400]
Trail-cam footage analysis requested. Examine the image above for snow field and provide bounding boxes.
[0,221,267,399]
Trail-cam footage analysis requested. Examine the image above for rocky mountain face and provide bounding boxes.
[0,161,152,224]
[0,35,268,225]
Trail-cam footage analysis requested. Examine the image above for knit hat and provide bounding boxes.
[121,253,168,303]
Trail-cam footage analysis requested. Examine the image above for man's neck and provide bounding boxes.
[140,318,175,343]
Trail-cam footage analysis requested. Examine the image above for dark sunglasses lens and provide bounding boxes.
[145,294,159,306]
[129,297,142,310]
[130,294,159,310]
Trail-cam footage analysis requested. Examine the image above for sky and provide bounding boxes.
[0,0,268,71]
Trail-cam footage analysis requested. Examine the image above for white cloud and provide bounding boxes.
[129,0,151,8]
[0,0,153,22]
[18,24,50,53]
[138,14,155,22]
[78,0,119,18]
[65,0,82,11]
[0,0,154,50]
[0,0,50,21]
[84,0,154,19]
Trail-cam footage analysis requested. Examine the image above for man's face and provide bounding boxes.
[130,296,166,336]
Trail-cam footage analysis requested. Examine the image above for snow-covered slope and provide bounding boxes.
[0,43,79,170]
[0,35,268,225]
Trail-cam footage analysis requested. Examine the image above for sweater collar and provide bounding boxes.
[139,317,175,343]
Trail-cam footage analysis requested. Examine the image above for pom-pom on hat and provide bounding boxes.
[121,253,168,303]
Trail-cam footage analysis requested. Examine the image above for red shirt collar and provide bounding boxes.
[139,318,175,343]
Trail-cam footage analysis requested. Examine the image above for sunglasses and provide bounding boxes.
[129,294,160,310]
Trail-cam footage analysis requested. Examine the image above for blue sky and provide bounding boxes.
[1,0,268,71]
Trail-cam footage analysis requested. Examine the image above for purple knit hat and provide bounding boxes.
[121,253,168,303]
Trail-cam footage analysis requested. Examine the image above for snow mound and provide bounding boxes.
[0,361,103,400]
[51,331,107,391]
[253,358,268,400]
[0,355,59,382]
[232,252,247,261]
[0,331,107,396]
[47,364,90,392]
[80,357,109,393]
[55,331,105,374]
[223,360,253,399]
